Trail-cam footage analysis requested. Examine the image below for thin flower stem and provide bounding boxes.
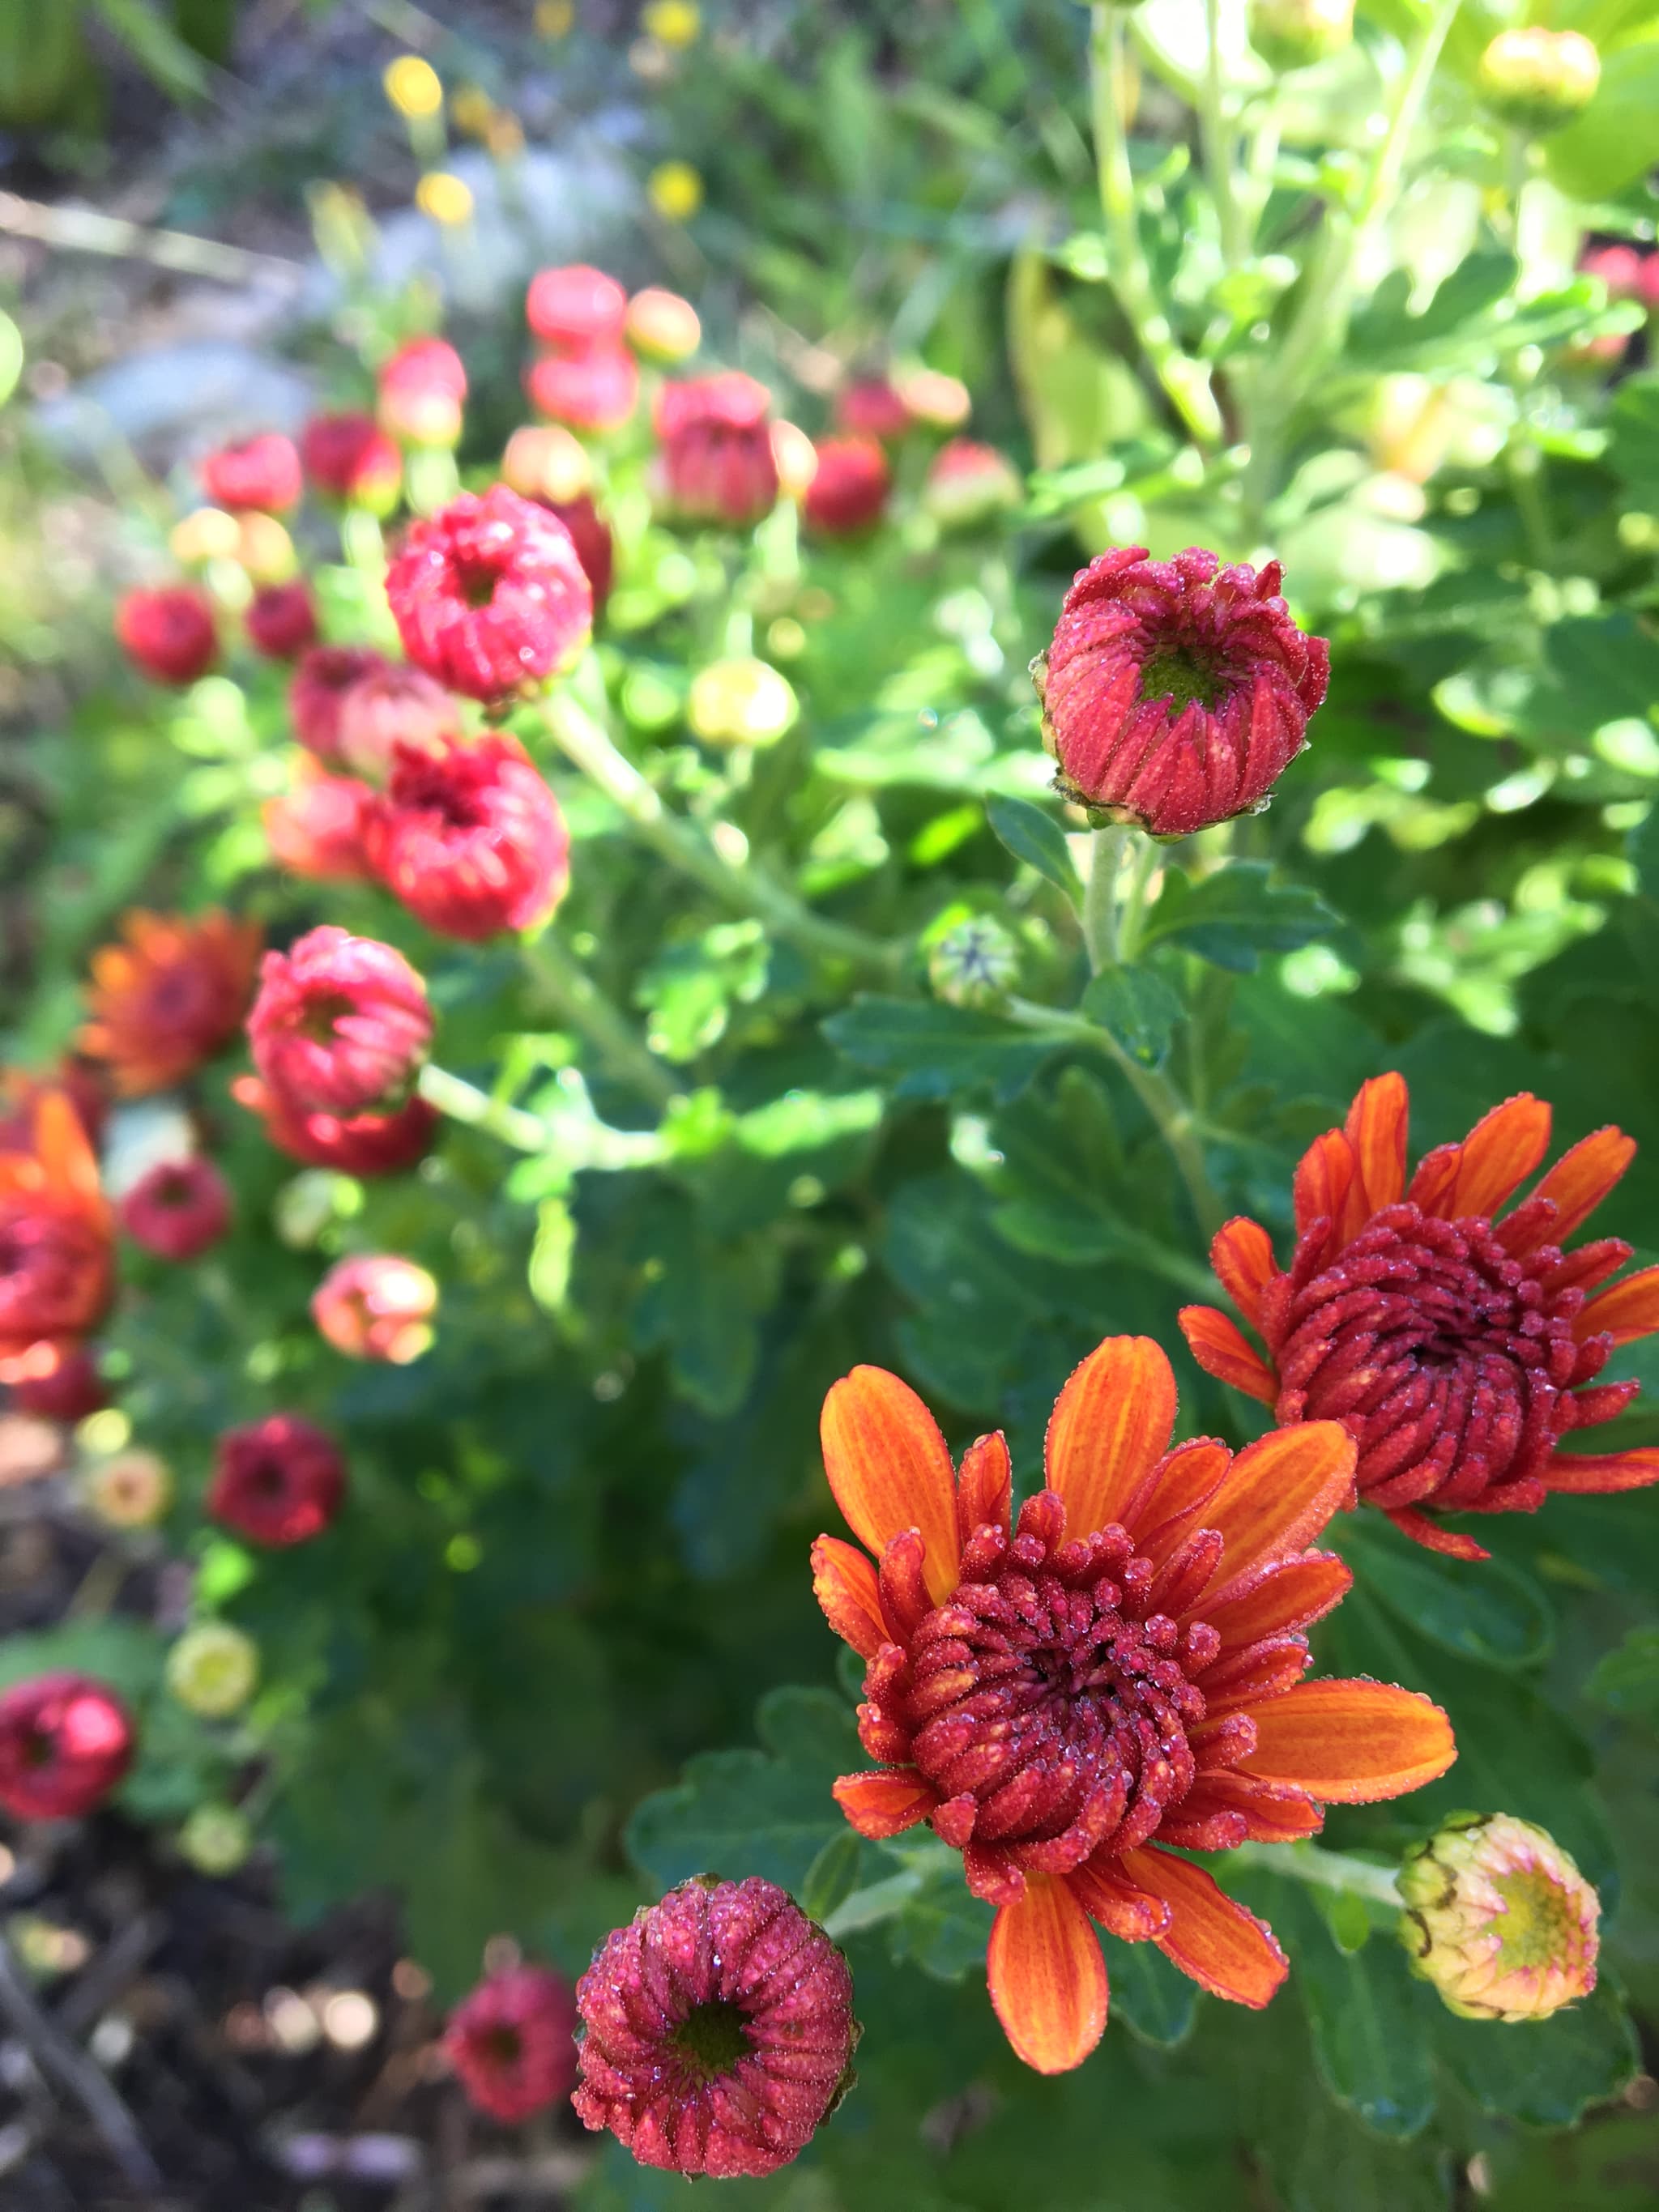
[1115,836,1163,965]
[541,687,899,975]
[1199,0,1248,272]
[1089,4,1224,447]
[1081,825,1128,971]
[416,1063,548,1152]
[1230,1839,1403,1910]
[520,932,680,1108]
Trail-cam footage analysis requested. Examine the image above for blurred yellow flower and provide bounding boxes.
[384,55,443,120]
[486,113,526,159]
[643,0,701,45]
[648,161,704,222]
[416,172,476,227]
[170,508,241,566]
[450,85,495,139]
[536,0,577,35]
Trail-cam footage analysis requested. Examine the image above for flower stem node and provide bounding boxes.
[927,914,1021,1011]
[1399,1813,1600,2021]
[1477,29,1601,134]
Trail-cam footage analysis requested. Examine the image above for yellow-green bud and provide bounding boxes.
[1398,1813,1600,2022]
[1249,0,1353,70]
[1477,28,1600,134]
[687,658,800,748]
[928,915,1021,1011]
[84,1448,173,1530]
[178,1803,254,1877]
[167,1622,259,1720]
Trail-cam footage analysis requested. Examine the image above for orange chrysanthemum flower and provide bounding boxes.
[79,910,262,1097]
[1178,1076,1659,1559]
[812,1337,1455,2074]
[0,1093,113,1384]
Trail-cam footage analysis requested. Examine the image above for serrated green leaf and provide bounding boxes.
[1433,1980,1638,2126]
[985,793,1081,897]
[1584,1626,1659,1721]
[1080,965,1183,1067]
[1141,863,1339,973]
[825,995,1060,1103]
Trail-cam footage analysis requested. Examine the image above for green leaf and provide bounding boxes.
[800,1829,864,1924]
[1106,1934,1200,2047]
[91,0,210,98]
[1141,863,1339,973]
[825,995,1060,1103]
[1584,1626,1659,1722]
[1432,1979,1638,2127]
[1080,966,1183,1068]
[1338,1520,1554,1673]
[985,793,1081,897]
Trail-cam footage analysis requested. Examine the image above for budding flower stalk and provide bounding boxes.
[928,914,1021,1010]
[1398,1813,1600,2022]
[1477,29,1601,134]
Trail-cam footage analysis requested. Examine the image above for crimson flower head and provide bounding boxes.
[542,493,614,615]
[1180,1076,1659,1558]
[446,1965,578,2123]
[263,764,376,882]
[11,1343,106,1422]
[835,378,912,442]
[526,347,640,434]
[653,373,780,528]
[803,437,891,536]
[119,1155,231,1262]
[301,410,403,510]
[377,336,467,448]
[386,486,593,706]
[288,645,390,764]
[814,1336,1455,2073]
[574,1877,858,2178]
[526,263,628,350]
[198,433,302,514]
[245,581,318,661]
[312,1253,437,1363]
[0,1673,134,1822]
[208,1413,345,1546]
[1034,546,1330,837]
[79,910,262,1097]
[366,732,570,941]
[249,927,433,1120]
[233,1075,436,1177]
[0,1094,113,1387]
[333,663,461,782]
[116,586,218,686]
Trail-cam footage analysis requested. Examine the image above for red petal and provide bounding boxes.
[1124,1438,1232,1564]
[821,1367,960,1604]
[833,1770,936,1839]
[1239,1680,1456,1802]
[1545,1447,1659,1494]
[1044,1336,1177,1541]
[957,1430,1012,1549]
[1119,1848,1288,2007]
[1344,1074,1408,1216]
[1577,1264,1659,1348]
[1509,1126,1636,1253]
[1201,1422,1357,1591]
[1383,1506,1491,1559]
[1178,1307,1277,1404]
[811,1535,886,1657]
[986,1872,1109,2074]
[1294,1128,1356,1247]
[1174,1770,1324,1842]
[1431,1094,1551,1221]
[1199,1553,1353,1645]
[1210,1217,1277,1329]
[1065,1855,1171,1941]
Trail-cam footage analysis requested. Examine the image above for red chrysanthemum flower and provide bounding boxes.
[446,1965,578,2123]
[653,373,780,529]
[118,1155,232,1262]
[1034,546,1330,837]
[803,437,892,536]
[526,264,629,349]
[248,927,433,1121]
[312,1253,437,1364]
[79,910,262,1097]
[115,586,218,686]
[0,1673,134,1822]
[198,433,302,514]
[0,1063,107,1157]
[207,1413,345,1547]
[365,733,570,941]
[541,493,613,615]
[11,1343,107,1421]
[385,486,593,706]
[245,582,318,661]
[232,1075,437,1177]
[377,337,467,448]
[574,1877,858,2178]
[263,764,377,883]
[526,347,641,434]
[332,663,461,782]
[301,410,403,510]
[288,645,391,763]
[813,1336,1456,2073]
[835,378,912,442]
[1179,1076,1659,1558]
[0,1095,113,1386]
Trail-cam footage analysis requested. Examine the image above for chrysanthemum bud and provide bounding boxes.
[1477,28,1601,134]
[1248,0,1353,69]
[923,439,1022,531]
[0,1673,134,1821]
[311,1254,437,1364]
[654,374,779,527]
[835,378,911,442]
[116,587,218,687]
[447,1964,578,2122]
[895,365,972,430]
[1398,1813,1600,2022]
[167,1622,259,1718]
[248,927,433,1120]
[236,512,299,586]
[687,658,799,747]
[803,437,891,536]
[301,411,403,512]
[928,914,1021,1009]
[526,347,640,434]
[625,286,701,363]
[169,507,241,566]
[502,424,591,504]
[245,582,318,662]
[526,264,628,350]
[84,1447,173,1529]
[288,645,390,765]
[377,337,467,450]
[208,1413,346,1548]
[199,433,302,515]
[119,1155,232,1262]
[178,1802,254,1876]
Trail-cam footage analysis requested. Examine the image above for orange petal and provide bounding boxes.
[1066,1855,1170,1941]
[811,1536,887,1658]
[33,1093,105,1219]
[821,1367,959,1605]
[1293,1128,1356,1244]
[1515,1127,1636,1251]
[957,1431,1012,1548]
[986,1871,1108,2074]
[1439,1094,1551,1221]
[1344,1074,1408,1215]
[1577,1265,1659,1348]
[1384,1506,1490,1559]
[1545,1447,1659,1494]
[1200,1553,1353,1645]
[1119,1848,1288,2007]
[1175,1771,1324,1843]
[1210,1217,1277,1329]
[833,1770,936,1839]
[1178,1307,1277,1404]
[1202,1422,1357,1592]
[1239,1680,1456,1802]
[1044,1336,1177,1542]
[1124,1438,1232,1564]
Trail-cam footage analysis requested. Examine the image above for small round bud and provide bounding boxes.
[625,286,701,364]
[895,366,972,430]
[1477,28,1601,134]
[166,1622,259,1719]
[1398,1813,1600,2022]
[687,658,800,748]
[236,514,298,586]
[928,915,1021,1010]
[312,1254,438,1364]
[1248,0,1353,69]
[923,440,1023,531]
[85,1449,173,1530]
[169,508,241,566]
[179,1803,254,1877]
[502,423,591,504]
[770,420,818,501]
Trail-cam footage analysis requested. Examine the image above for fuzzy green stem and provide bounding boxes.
[1081,825,1129,971]
[417,1063,548,1152]
[1199,0,1248,271]
[1115,837,1163,965]
[1230,1840,1403,1909]
[520,933,680,1108]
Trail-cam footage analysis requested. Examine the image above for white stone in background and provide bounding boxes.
[100,1097,198,1201]
[33,341,318,462]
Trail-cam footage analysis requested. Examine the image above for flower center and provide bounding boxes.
[1137,644,1222,713]
[455,556,501,611]
[1491,1868,1576,1970]
[481,2024,523,2067]
[249,1456,289,1498]
[670,1998,752,2082]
